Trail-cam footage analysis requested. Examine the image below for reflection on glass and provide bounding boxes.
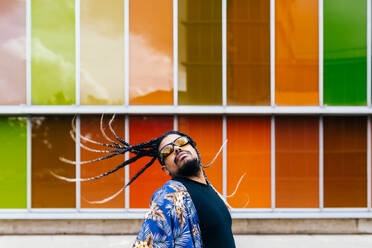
[130,0,173,105]
[0,0,26,105]
[0,117,27,208]
[227,116,271,208]
[80,0,124,105]
[324,0,366,105]
[227,0,270,105]
[178,116,223,192]
[178,0,222,105]
[275,0,318,105]
[31,116,75,208]
[81,115,125,208]
[129,116,173,208]
[31,0,75,105]
[324,117,367,207]
[275,116,319,208]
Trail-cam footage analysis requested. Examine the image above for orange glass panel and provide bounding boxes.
[275,0,319,105]
[32,116,75,208]
[178,0,222,105]
[178,116,223,192]
[324,116,367,207]
[130,0,173,105]
[227,116,271,208]
[0,0,26,105]
[129,116,173,208]
[81,115,125,208]
[80,0,124,105]
[275,116,319,208]
[227,0,270,105]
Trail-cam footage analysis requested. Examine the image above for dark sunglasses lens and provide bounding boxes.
[160,144,173,159]
[174,136,189,147]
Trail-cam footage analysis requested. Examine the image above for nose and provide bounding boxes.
[174,146,182,154]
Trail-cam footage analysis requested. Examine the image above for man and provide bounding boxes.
[133,131,236,248]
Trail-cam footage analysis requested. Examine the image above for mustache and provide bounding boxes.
[174,150,192,164]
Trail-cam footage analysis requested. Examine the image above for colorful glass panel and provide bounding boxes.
[0,0,26,105]
[227,0,270,105]
[178,0,222,105]
[227,116,271,208]
[0,117,27,208]
[80,0,124,105]
[31,116,75,208]
[31,0,76,105]
[130,0,173,105]
[275,0,319,105]
[324,0,367,105]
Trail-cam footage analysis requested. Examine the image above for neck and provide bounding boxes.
[186,170,207,184]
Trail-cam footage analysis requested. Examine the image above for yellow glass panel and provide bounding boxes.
[178,0,222,105]
[80,0,124,105]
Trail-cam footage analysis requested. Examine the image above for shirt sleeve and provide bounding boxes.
[133,196,174,248]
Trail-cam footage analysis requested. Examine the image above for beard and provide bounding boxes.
[175,158,201,178]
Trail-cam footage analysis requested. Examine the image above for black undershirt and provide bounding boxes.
[173,177,236,248]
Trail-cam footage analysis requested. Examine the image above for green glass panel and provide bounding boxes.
[0,117,27,208]
[324,0,366,105]
[178,0,222,105]
[31,0,76,105]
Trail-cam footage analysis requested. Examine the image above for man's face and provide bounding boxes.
[159,134,200,177]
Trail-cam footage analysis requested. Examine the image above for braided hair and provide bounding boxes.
[53,115,204,203]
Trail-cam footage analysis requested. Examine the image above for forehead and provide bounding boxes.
[159,134,181,150]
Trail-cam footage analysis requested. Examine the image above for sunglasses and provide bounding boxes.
[159,136,190,164]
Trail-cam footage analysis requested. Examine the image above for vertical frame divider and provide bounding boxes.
[173,0,178,106]
[125,115,130,208]
[222,0,227,106]
[26,0,31,106]
[319,116,324,209]
[26,0,32,211]
[75,115,81,210]
[319,0,324,106]
[271,115,275,209]
[270,0,275,106]
[27,115,31,211]
[173,115,178,131]
[124,0,130,106]
[75,0,81,212]
[222,115,227,197]
[368,116,371,210]
[75,0,80,106]
[368,0,371,107]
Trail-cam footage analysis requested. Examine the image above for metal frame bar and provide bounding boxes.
[124,0,130,106]
[125,115,130,208]
[173,0,178,106]
[270,0,275,106]
[75,115,81,210]
[75,0,80,106]
[367,0,371,107]
[319,0,323,106]
[319,116,324,209]
[368,116,371,210]
[222,0,227,106]
[271,115,275,209]
[4,106,372,115]
[27,116,31,211]
[222,115,227,197]
[26,0,31,106]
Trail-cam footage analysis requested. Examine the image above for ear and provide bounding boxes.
[162,166,170,176]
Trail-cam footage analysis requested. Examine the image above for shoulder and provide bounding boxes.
[151,180,189,204]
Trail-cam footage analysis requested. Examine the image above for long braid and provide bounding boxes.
[54,121,203,203]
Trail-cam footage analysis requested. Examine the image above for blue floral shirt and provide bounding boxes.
[133,180,203,248]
